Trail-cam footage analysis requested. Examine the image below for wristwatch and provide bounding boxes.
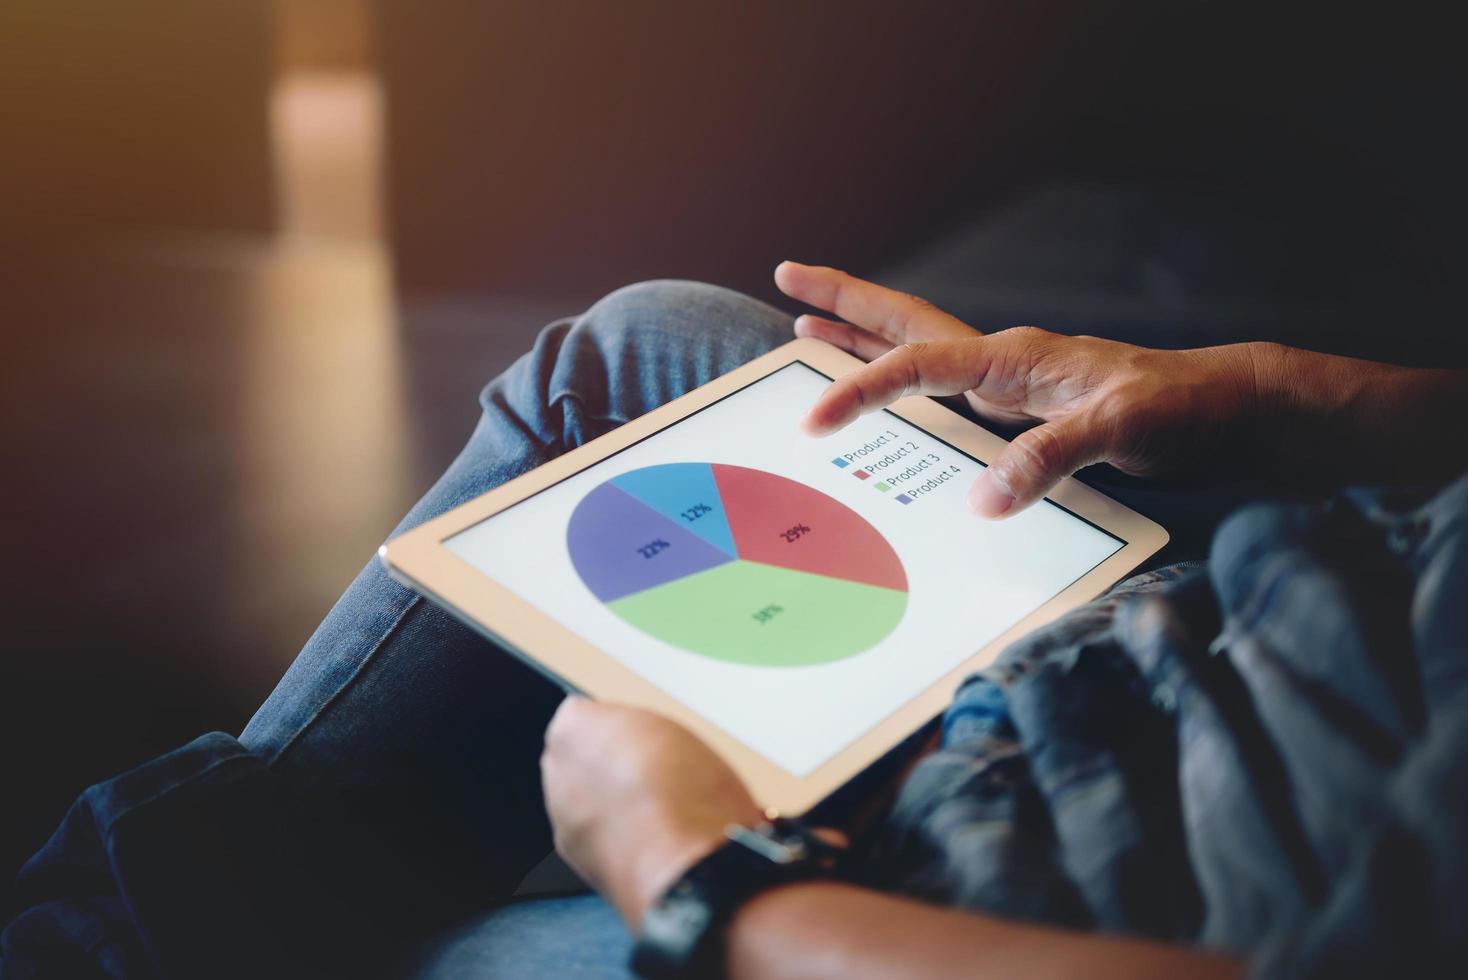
[629,817,845,979]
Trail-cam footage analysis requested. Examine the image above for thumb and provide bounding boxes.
[968,412,1110,518]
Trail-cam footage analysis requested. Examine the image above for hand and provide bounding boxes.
[541,698,764,930]
[775,261,1266,517]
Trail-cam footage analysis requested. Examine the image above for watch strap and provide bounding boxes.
[630,819,842,979]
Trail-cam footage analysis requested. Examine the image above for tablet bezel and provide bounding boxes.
[379,337,1168,815]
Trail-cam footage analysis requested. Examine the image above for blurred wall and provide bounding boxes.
[0,0,274,259]
[377,1,1116,301]
[378,1,1464,306]
[274,0,374,73]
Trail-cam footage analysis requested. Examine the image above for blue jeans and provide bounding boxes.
[242,281,794,976]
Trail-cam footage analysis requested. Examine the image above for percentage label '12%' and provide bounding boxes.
[680,502,712,522]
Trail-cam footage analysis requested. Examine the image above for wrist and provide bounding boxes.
[1217,341,1281,417]
[624,815,753,931]
[1238,341,1387,476]
[630,818,848,979]
[1229,341,1323,468]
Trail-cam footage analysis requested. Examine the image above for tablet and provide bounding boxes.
[380,338,1167,815]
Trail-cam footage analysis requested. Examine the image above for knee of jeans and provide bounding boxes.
[579,279,793,360]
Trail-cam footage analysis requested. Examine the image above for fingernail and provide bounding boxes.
[967,469,1015,517]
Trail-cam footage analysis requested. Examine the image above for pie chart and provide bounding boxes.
[567,462,907,666]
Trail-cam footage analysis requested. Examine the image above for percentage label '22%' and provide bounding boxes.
[779,523,812,543]
[752,604,784,625]
[637,538,670,559]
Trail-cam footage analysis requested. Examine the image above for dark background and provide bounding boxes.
[2,1,1464,915]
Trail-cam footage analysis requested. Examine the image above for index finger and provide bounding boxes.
[803,338,991,435]
[775,262,970,345]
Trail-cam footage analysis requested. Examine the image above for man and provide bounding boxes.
[6,265,1468,978]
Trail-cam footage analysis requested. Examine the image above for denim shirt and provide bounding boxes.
[7,473,1468,978]
[876,471,1468,978]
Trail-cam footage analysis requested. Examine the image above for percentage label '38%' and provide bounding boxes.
[752,604,783,625]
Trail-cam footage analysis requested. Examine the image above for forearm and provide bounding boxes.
[725,882,1241,980]
[1245,342,1468,484]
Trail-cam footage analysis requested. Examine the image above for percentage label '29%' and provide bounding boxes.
[637,538,671,559]
[779,524,812,543]
[752,604,784,625]
[680,502,713,522]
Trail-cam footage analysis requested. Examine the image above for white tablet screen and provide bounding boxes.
[445,362,1123,776]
